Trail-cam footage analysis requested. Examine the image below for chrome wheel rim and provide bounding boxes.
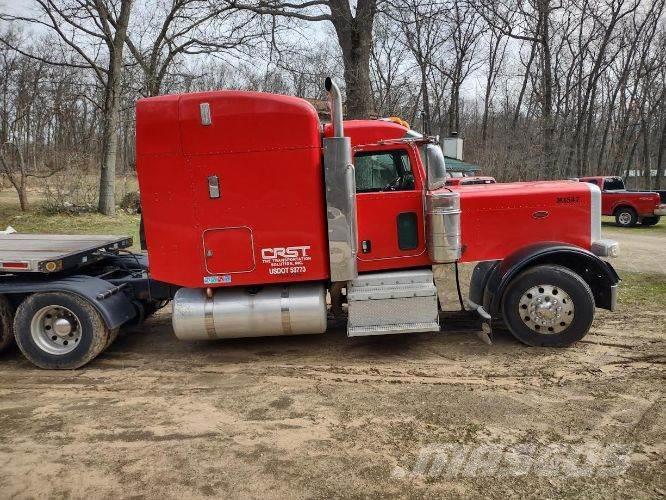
[518,284,574,334]
[618,212,632,225]
[30,305,82,355]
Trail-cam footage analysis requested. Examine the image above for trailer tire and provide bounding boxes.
[614,207,638,227]
[105,328,119,349]
[501,265,595,347]
[0,295,14,353]
[641,216,660,226]
[14,292,109,369]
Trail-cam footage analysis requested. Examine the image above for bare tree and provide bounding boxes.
[441,1,484,135]
[227,0,380,118]
[370,12,413,117]
[122,0,264,97]
[474,0,559,173]
[1,0,133,215]
[389,0,447,133]
[480,21,509,143]
[0,46,62,210]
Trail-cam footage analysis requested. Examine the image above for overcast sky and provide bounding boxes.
[1,0,32,15]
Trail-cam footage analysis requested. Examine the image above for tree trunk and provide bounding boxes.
[341,46,374,118]
[481,78,491,143]
[512,41,537,130]
[98,0,132,215]
[656,113,666,190]
[448,79,460,134]
[17,181,28,212]
[420,64,431,134]
[329,0,376,119]
[539,0,555,176]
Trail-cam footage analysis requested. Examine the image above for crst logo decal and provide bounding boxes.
[261,246,310,260]
[556,196,581,204]
[261,246,311,276]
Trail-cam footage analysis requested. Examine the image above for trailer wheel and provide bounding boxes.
[0,295,14,353]
[615,207,638,227]
[501,265,595,347]
[641,216,660,226]
[13,292,109,369]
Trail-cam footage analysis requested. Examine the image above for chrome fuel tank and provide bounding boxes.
[172,284,327,340]
[426,190,462,263]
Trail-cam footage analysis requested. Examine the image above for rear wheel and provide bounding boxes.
[0,295,14,353]
[641,216,660,226]
[615,207,638,227]
[14,292,109,369]
[501,265,595,347]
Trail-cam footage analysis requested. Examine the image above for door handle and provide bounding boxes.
[361,240,371,253]
[208,175,220,199]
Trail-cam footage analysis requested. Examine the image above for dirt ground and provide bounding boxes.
[600,222,666,275]
[0,232,664,498]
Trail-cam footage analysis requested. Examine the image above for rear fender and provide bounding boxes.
[479,243,620,315]
[0,275,136,329]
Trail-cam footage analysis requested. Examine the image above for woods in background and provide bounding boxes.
[1,0,665,213]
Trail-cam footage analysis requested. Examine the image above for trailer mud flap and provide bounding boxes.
[0,275,136,329]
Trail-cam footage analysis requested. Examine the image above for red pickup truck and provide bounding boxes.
[578,176,666,227]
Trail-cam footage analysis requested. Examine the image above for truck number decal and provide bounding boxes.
[556,196,580,204]
[262,246,311,275]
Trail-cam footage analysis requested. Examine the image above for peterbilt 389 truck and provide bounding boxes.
[0,79,620,369]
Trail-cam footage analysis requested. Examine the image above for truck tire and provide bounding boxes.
[501,265,595,347]
[615,207,638,227]
[641,216,660,226]
[0,295,14,353]
[13,292,109,369]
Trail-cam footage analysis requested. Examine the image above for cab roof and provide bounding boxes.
[323,120,408,147]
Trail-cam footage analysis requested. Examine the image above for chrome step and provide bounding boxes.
[347,269,440,337]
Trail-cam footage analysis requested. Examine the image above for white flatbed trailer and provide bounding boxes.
[0,233,173,369]
[0,234,132,273]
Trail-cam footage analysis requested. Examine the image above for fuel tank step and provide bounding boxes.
[346,269,440,337]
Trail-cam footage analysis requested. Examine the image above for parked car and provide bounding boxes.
[445,176,496,186]
[578,176,666,227]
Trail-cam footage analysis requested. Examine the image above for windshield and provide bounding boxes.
[418,144,447,190]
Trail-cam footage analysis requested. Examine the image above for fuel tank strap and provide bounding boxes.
[280,287,292,334]
[204,292,216,339]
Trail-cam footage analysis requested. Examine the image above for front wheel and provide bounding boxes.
[615,207,638,227]
[641,216,660,226]
[501,265,595,347]
[14,292,109,369]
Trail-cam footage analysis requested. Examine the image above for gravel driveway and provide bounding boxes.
[601,222,666,275]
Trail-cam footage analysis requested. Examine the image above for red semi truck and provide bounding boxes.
[0,79,620,369]
[445,176,496,186]
[577,176,666,227]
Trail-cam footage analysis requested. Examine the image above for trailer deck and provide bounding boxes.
[0,234,132,273]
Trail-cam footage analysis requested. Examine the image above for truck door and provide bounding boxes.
[601,177,626,214]
[353,146,427,271]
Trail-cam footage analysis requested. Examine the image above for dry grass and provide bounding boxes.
[0,188,141,249]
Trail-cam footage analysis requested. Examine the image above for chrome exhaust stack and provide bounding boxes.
[323,77,358,282]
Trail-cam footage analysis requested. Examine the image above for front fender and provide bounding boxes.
[482,242,620,315]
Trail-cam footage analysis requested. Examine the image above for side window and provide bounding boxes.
[354,150,415,193]
[603,178,624,191]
